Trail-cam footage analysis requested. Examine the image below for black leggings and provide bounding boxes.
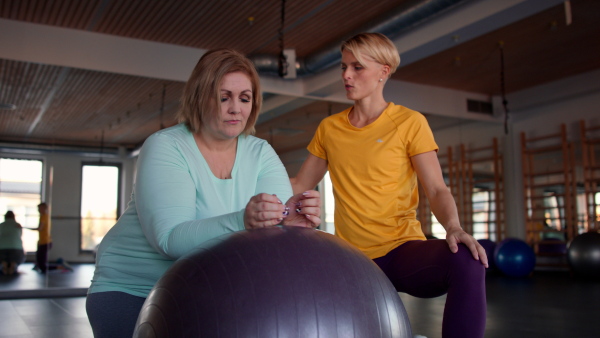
[36,242,52,273]
[86,291,146,338]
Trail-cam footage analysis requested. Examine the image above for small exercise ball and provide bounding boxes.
[494,238,536,277]
[567,231,600,279]
[134,226,412,338]
[477,239,497,271]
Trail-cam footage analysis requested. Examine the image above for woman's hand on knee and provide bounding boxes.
[446,226,489,268]
[244,193,288,229]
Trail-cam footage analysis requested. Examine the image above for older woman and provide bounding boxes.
[291,33,487,338]
[87,49,321,338]
[0,211,25,275]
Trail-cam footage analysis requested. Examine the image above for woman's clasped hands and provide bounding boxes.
[244,190,321,229]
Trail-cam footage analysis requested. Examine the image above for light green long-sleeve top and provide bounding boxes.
[89,124,292,298]
[0,219,23,249]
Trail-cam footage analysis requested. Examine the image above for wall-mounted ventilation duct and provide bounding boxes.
[467,99,494,115]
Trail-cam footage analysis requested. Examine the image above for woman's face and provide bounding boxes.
[341,49,386,101]
[203,71,253,140]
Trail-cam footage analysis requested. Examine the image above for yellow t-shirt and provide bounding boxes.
[38,213,52,245]
[308,103,438,259]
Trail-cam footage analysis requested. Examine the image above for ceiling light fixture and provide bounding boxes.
[0,103,17,110]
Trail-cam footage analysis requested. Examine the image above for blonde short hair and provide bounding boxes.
[341,33,401,76]
[177,49,262,135]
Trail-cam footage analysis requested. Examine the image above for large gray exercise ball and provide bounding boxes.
[134,226,412,337]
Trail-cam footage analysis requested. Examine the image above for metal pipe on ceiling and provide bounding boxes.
[251,0,470,77]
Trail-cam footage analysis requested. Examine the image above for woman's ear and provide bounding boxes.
[381,64,391,79]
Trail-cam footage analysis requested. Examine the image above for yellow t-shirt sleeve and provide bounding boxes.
[307,119,328,160]
[404,112,439,157]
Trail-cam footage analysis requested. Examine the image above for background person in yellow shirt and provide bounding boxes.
[291,33,488,338]
[28,202,52,273]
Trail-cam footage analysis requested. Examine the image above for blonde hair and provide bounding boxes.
[177,49,262,135]
[341,33,401,76]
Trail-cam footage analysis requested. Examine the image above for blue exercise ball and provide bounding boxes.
[134,226,412,337]
[567,231,600,279]
[477,239,497,271]
[493,238,536,277]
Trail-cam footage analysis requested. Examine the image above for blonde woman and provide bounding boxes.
[291,33,487,338]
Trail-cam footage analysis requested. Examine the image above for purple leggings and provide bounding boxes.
[373,239,486,338]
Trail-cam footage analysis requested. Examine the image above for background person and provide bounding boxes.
[290,33,488,338]
[0,211,25,275]
[25,203,52,273]
[86,49,321,338]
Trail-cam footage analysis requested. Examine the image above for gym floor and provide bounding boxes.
[0,263,597,338]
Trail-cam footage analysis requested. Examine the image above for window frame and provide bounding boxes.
[79,161,122,253]
[0,156,45,253]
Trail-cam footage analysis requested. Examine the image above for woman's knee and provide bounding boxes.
[449,244,486,280]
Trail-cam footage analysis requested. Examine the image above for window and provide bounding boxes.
[80,163,121,251]
[432,188,497,241]
[431,215,445,239]
[596,192,600,224]
[543,193,562,230]
[472,189,494,240]
[0,157,43,252]
[321,171,335,235]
